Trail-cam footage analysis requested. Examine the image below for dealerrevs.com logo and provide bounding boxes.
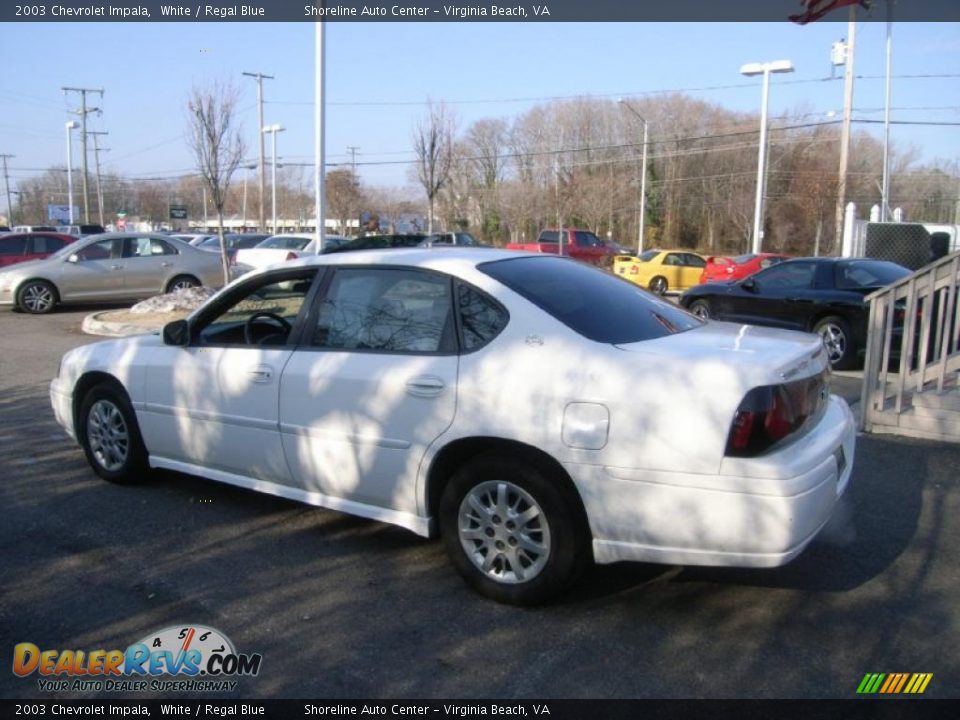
[13,624,262,693]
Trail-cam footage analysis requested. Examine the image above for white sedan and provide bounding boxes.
[50,249,855,605]
[234,234,350,273]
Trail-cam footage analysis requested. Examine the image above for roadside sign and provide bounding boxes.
[169,204,188,220]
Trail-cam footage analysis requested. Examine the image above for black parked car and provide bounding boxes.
[324,234,428,253]
[679,257,911,369]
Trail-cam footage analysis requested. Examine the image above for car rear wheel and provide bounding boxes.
[439,454,586,605]
[689,299,711,319]
[166,275,200,293]
[649,276,668,295]
[78,383,148,484]
[814,316,856,369]
[17,280,58,314]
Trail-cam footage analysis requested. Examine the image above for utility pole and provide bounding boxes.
[62,86,103,224]
[242,71,274,232]
[0,154,13,226]
[834,10,856,251]
[347,146,360,185]
[89,132,109,228]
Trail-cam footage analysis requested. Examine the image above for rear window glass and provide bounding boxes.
[835,260,910,289]
[638,250,660,262]
[479,256,702,344]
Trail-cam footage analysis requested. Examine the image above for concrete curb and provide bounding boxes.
[82,312,164,338]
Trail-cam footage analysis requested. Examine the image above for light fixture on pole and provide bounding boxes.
[262,124,285,234]
[617,99,649,256]
[740,59,794,254]
[65,121,79,224]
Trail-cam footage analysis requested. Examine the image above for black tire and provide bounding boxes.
[814,315,856,370]
[649,276,668,296]
[689,299,711,320]
[16,280,58,314]
[78,382,149,484]
[166,275,200,294]
[439,453,587,605]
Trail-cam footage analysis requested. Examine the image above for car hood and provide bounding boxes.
[615,320,826,382]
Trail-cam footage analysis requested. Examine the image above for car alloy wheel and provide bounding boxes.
[18,281,56,313]
[689,300,711,319]
[86,399,130,472]
[814,316,854,369]
[440,454,587,605]
[167,276,199,293]
[650,277,668,295]
[79,383,148,483]
[457,480,552,585]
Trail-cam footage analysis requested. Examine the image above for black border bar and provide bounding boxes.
[3,0,959,23]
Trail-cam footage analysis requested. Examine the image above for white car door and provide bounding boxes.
[279,266,458,521]
[139,268,319,483]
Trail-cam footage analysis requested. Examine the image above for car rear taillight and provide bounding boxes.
[726,371,829,457]
[285,251,298,261]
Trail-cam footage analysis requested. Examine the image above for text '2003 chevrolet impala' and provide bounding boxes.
[50,249,855,604]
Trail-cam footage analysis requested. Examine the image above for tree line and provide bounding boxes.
[11,92,958,258]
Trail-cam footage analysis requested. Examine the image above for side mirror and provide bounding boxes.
[742,278,758,292]
[66,254,79,263]
[162,319,190,346]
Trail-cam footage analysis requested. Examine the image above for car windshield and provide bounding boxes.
[835,260,911,289]
[479,256,702,344]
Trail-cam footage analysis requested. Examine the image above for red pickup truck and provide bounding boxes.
[505,228,617,266]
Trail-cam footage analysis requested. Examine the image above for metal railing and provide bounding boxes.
[860,250,960,431]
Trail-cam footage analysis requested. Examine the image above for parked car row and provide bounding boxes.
[0,232,225,314]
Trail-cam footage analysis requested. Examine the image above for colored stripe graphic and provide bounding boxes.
[857,673,932,694]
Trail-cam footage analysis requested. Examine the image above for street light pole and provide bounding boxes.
[617,99,649,256]
[263,124,284,234]
[740,59,794,254]
[65,121,78,224]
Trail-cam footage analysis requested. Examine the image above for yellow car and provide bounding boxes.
[612,249,708,295]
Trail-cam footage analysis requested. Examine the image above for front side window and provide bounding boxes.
[75,239,120,261]
[574,231,601,248]
[195,270,316,346]
[28,235,65,254]
[311,268,454,354]
[754,262,817,290]
[479,256,701,344]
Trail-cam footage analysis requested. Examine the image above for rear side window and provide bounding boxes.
[0,236,27,256]
[479,256,701,344]
[457,282,508,351]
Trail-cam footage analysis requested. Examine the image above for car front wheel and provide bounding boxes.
[78,383,148,483]
[439,454,586,605]
[814,316,856,369]
[17,280,58,314]
[689,299,711,319]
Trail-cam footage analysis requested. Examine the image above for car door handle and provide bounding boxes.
[247,365,274,383]
[787,297,814,304]
[406,376,445,398]
[161,261,172,268]
[110,265,123,271]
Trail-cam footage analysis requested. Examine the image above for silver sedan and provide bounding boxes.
[0,233,227,314]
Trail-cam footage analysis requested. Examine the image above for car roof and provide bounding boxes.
[282,246,531,274]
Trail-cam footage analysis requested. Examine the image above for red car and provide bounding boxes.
[0,232,77,268]
[699,252,789,284]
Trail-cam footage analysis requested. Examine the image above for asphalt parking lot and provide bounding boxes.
[1,305,958,699]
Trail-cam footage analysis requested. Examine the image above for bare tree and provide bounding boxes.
[412,101,456,233]
[326,168,364,236]
[186,81,246,284]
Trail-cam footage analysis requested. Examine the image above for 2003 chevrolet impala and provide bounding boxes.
[51,248,855,604]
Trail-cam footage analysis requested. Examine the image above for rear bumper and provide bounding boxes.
[569,395,856,567]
